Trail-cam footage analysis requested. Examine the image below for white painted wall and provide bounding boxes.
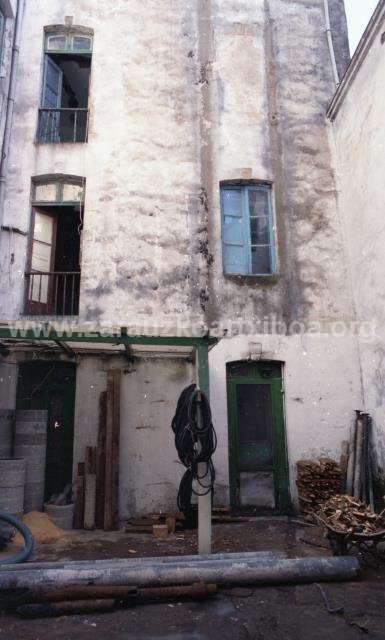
[73,354,194,519]
[330,11,385,474]
[0,0,364,514]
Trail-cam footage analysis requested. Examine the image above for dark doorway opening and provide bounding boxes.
[16,361,76,502]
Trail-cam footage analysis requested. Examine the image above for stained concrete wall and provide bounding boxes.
[73,354,194,518]
[0,1,362,512]
[330,10,385,474]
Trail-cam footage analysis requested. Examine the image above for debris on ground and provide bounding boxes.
[13,511,67,545]
[297,459,342,516]
[318,495,385,535]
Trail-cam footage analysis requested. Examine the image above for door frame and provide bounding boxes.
[226,360,290,513]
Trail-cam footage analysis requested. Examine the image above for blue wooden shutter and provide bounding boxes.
[42,56,63,108]
[221,188,248,274]
[40,56,63,142]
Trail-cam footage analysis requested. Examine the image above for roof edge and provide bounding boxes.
[327,0,385,121]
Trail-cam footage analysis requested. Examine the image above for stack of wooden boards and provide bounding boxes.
[318,494,385,535]
[342,411,374,508]
[297,458,342,516]
[74,369,121,531]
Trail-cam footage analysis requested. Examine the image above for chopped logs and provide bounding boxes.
[297,412,376,518]
[297,459,342,516]
[318,495,385,535]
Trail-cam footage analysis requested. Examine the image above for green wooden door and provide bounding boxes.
[227,361,290,513]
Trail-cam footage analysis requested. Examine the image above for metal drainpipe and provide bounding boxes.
[323,0,340,87]
[0,0,25,234]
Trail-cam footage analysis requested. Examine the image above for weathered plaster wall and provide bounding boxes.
[210,333,362,505]
[0,0,362,512]
[0,0,17,156]
[330,15,385,473]
[73,354,194,519]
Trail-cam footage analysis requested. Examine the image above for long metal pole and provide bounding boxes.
[0,556,360,590]
[1,551,282,572]
[196,343,212,555]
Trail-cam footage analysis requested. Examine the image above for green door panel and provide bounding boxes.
[227,361,290,513]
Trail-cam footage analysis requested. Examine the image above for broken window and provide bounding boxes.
[24,176,85,316]
[37,27,93,143]
[220,183,276,276]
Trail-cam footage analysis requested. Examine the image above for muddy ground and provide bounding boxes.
[1,518,385,639]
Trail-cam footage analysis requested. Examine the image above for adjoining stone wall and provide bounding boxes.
[330,12,385,475]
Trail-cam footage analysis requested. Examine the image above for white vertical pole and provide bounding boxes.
[196,344,212,555]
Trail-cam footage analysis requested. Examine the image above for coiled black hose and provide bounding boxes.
[171,384,217,526]
[0,512,34,564]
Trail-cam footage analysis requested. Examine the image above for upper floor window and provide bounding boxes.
[37,26,93,143]
[24,175,85,317]
[220,183,276,276]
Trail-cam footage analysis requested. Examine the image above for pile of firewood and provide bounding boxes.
[297,458,342,515]
[318,494,385,535]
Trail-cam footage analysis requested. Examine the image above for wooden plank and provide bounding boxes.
[104,369,121,531]
[96,391,107,529]
[84,446,96,530]
[73,463,85,529]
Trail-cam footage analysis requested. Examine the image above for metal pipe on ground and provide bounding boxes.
[0,551,282,572]
[0,556,360,590]
[12,582,218,604]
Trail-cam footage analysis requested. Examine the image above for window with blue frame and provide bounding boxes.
[221,183,276,276]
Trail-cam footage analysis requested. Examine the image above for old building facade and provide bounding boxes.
[1,0,377,519]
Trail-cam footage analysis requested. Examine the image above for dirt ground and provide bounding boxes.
[1,518,385,639]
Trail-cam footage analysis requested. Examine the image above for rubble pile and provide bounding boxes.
[297,458,342,515]
[318,494,385,535]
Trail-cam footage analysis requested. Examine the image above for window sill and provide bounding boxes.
[224,273,280,286]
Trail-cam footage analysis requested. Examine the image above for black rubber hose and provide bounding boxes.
[0,512,34,565]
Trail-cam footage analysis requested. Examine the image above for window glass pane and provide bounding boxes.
[236,384,273,443]
[62,183,84,202]
[248,189,269,217]
[251,245,272,274]
[34,212,54,244]
[250,216,269,245]
[30,273,49,304]
[223,216,243,244]
[31,240,52,272]
[224,244,247,274]
[222,189,242,217]
[46,35,67,51]
[72,36,92,51]
[34,183,57,202]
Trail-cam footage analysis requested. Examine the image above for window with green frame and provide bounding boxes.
[221,183,276,276]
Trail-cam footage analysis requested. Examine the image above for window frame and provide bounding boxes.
[220,182,277,277]
[44,30,93,56]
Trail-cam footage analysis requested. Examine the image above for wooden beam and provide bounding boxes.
[73,463,85,529]
[104,369,121,530]
[84,447,96,530]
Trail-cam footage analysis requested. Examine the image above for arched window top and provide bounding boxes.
[44,25,93,54]
[32,175,85,204]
